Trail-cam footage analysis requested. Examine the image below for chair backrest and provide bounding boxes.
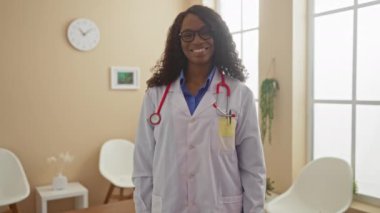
[0,148,30,206]
[99,139,135,178]
[290,157,353,212]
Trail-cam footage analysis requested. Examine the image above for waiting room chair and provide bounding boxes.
[265,157,353,213]
[99,139,135,204]
[0,148,30,213]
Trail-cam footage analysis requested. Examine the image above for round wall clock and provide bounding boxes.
[67,18,100,51]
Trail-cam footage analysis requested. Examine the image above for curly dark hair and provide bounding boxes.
[147,5,247,88]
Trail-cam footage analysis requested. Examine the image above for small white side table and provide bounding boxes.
[35,182,88,213]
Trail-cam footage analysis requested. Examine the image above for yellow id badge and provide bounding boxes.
[218,117,236,151]
[218,117,236,137]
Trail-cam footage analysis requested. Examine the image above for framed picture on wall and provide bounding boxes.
[110,66,140,90]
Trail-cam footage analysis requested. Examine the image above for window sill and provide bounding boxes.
[351,200,380,213]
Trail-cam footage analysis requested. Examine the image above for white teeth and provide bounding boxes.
[192,47,207,53]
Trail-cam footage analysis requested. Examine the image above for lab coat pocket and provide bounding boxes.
[218,117,237,152]
[220,194,243,213]
[152,194,162,213]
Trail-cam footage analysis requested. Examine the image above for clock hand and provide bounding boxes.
[83,28,93,36]
[79,28,86,36]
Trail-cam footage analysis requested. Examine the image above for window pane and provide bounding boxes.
[356,5,380,101]
[232,33,242,59]
[243,30,259,96]
[314,0,353,13]
[242,0,259,30]
[358,0,377,4]
[356,105,380,198]
[220,0,241,32]
[313,104,352,163]
[202,0,215,8]
[314,11,353,100]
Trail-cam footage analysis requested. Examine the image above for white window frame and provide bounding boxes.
[214,0,260,100]
[308,0,380,206]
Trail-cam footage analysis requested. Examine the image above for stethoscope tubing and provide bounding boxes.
[215,72,233,116]
[149,70,235,126]
[148,83,171,125]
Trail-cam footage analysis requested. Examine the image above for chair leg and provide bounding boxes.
[104,183,115,204]
[119,188,124,201]
[125,188,134,200]
[9,204,18,213]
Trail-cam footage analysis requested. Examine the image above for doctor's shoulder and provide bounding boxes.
[227,78,257,118]
[144,85,167,105]
[226,76,256,100]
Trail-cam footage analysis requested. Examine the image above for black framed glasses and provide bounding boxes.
[179,27,213,42]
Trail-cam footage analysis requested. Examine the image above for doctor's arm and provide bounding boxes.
[236,89,266,213]
[133,90,155,213]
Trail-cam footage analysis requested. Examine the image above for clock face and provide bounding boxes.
[67,18,100,51]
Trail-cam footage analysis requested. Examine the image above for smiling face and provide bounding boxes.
[180,13,215,68]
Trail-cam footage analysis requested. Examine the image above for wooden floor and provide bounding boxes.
[346,208,367,213]
[63,200,367,213]
[64,200,135,213]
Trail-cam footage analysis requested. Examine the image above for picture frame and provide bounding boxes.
[110,66,140,90]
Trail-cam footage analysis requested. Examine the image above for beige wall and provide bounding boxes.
[260,0,307,192]
[0,0,184,212]
[183,0,203,10]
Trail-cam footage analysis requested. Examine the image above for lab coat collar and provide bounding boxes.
[168,70,222,117]
[169,69,220,94]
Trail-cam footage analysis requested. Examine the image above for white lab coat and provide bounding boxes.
[133,71,266,213]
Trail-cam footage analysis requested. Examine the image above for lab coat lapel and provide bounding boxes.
[169,77,191,117]
[192,71,220,117]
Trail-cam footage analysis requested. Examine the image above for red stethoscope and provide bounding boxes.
[148,71,236,126]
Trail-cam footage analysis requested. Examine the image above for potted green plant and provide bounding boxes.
[260,78,279,143]
[266,177,275,197]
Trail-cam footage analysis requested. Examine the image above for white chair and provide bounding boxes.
[0,148,30,213]
[266,157,353,213]
[99,139,135,203]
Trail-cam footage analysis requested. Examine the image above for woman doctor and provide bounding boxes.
[133,5,266,213]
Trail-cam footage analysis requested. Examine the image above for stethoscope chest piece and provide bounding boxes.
[149,113,161,125]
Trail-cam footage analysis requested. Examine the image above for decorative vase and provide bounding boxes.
[52,173,68,190]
